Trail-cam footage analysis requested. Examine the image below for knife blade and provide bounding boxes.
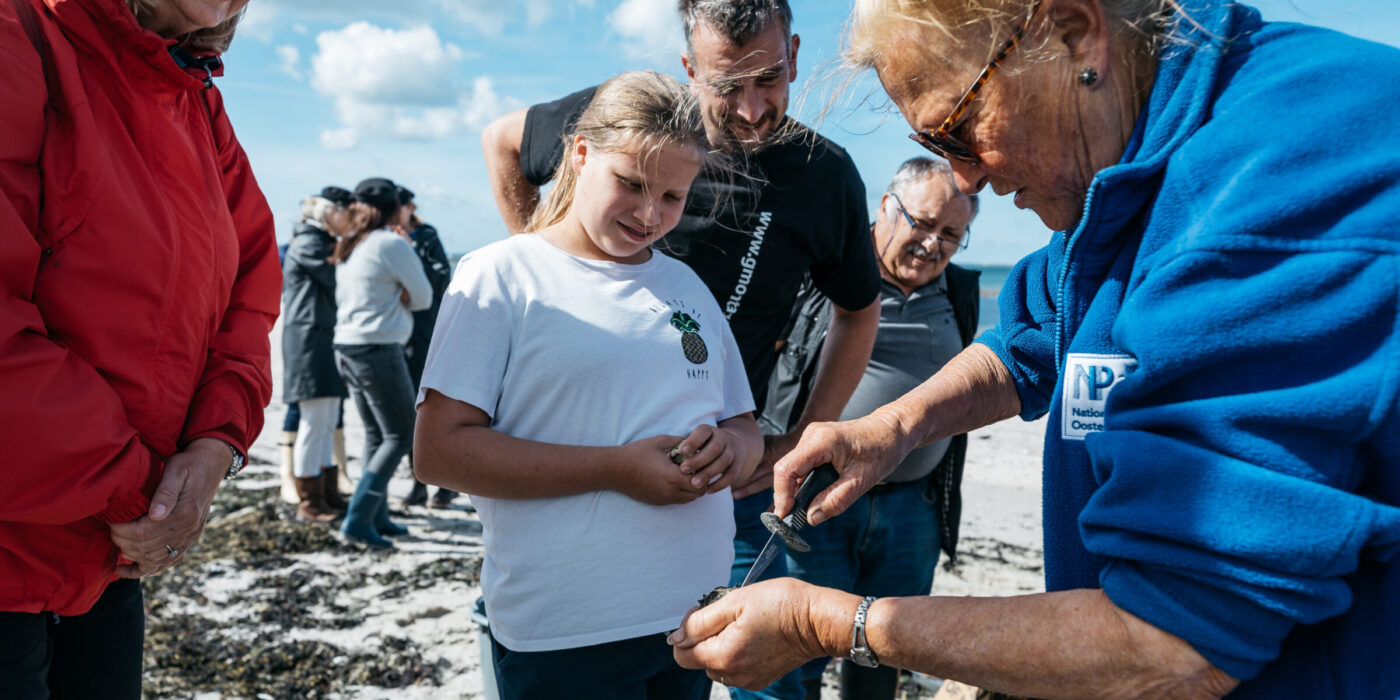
[737,463,840,587]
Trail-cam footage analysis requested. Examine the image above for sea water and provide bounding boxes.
[969,265,1013,335]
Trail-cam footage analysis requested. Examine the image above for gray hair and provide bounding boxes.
[300,196,337,227]
[884,157,979,220]
[125,0,244,52]
[679,0,793,53]
[846,0,1173,74]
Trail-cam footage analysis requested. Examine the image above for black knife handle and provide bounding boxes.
[788,463,839,530]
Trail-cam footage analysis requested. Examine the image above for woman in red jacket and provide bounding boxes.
[0,0,278,697]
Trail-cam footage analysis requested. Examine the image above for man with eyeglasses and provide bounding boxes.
[759,158,979,700]
[481,1,880,698]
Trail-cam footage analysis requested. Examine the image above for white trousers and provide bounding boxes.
[293,396,339,478]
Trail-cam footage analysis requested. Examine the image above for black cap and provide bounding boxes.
[395,185,415,206]
[353,177,400,212]
[320,186,353,207]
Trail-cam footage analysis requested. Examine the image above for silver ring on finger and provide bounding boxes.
[166,544,179,558]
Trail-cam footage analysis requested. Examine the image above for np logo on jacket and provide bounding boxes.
[1061,353,1136,440]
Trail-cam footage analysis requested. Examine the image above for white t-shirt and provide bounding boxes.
[418,234,754,652]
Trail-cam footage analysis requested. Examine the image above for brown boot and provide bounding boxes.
[295,474,340,523]
[321,466,349,512]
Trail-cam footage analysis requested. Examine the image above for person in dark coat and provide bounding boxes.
[281,187,353,522]
[391,186,456,508]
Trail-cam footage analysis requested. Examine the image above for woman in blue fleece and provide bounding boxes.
[670,0,1400,697]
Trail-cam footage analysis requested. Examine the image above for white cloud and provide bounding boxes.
[235,2,277,42]
[265,0,595,36]
[292,23,309,35]
[608,0,684,61]
[309,22,522,149]
[311,23,463,106]
[319,127,358,150]
[275,45,302,80]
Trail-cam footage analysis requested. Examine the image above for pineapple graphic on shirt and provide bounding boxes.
[670,311,708,364]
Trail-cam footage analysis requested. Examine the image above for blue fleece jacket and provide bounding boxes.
[977,2,1400,696]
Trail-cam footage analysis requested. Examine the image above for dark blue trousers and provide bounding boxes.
[491,632,710,700]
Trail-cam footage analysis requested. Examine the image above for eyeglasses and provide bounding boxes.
[890,192,969,250]
[908,0,1042,165]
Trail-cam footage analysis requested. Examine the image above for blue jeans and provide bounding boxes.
[785,477,941,684]
[727,491,805,700]
[491,633,710,700]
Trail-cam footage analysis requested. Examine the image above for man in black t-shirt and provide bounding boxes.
[482,4,880,697]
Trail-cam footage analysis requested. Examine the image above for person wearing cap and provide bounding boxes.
[331,177,433,549]
[281,187,353,523]
[390,185,458,509]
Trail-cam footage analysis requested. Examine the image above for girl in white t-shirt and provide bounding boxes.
[414,71,761,699]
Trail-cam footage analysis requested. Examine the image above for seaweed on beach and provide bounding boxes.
[141,466,476,697]
[375,555,483,590]
[250,567,364,630]
[145,610,440,698]
[198,500,349,565]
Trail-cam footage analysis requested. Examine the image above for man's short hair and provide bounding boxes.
[886,157,980,219]
[678,0,793,53]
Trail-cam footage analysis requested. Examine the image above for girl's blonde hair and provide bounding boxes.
[125,0,243,53]
[525,70,716,233]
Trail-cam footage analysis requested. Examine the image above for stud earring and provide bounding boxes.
[1078,67,1099,86]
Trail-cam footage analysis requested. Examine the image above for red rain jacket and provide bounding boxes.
[0,0,279,615]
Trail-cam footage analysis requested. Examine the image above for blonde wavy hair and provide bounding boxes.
[125,0,243,53]
[526,70,722,233]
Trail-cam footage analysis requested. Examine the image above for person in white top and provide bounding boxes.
[415,71,761,700]
[331,177,432,549]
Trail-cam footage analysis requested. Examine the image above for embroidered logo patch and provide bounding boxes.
[670,311,709,364]
[1061,353,1137,441]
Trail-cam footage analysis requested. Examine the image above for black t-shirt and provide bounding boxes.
[522,86,880,411]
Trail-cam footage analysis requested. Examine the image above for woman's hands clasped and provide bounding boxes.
[109,438,229,578]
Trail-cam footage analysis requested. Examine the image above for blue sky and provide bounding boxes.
[221,0,1400,267]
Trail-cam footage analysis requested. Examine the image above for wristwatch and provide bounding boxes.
[849,596,880,668]
[215,439,246,480]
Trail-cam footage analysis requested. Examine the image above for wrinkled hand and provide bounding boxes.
[109,438,228,578]
[616,435,709,506]
[669,578,838,690]
[732,431,797,498]
[772,415,907,526]
[672,424,750,495]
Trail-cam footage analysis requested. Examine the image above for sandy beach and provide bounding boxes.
[140,322,1046,699]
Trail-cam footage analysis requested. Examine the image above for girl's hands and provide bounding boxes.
[672,424,748,494]
[616,420,757,505]
[616,435,709,506]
